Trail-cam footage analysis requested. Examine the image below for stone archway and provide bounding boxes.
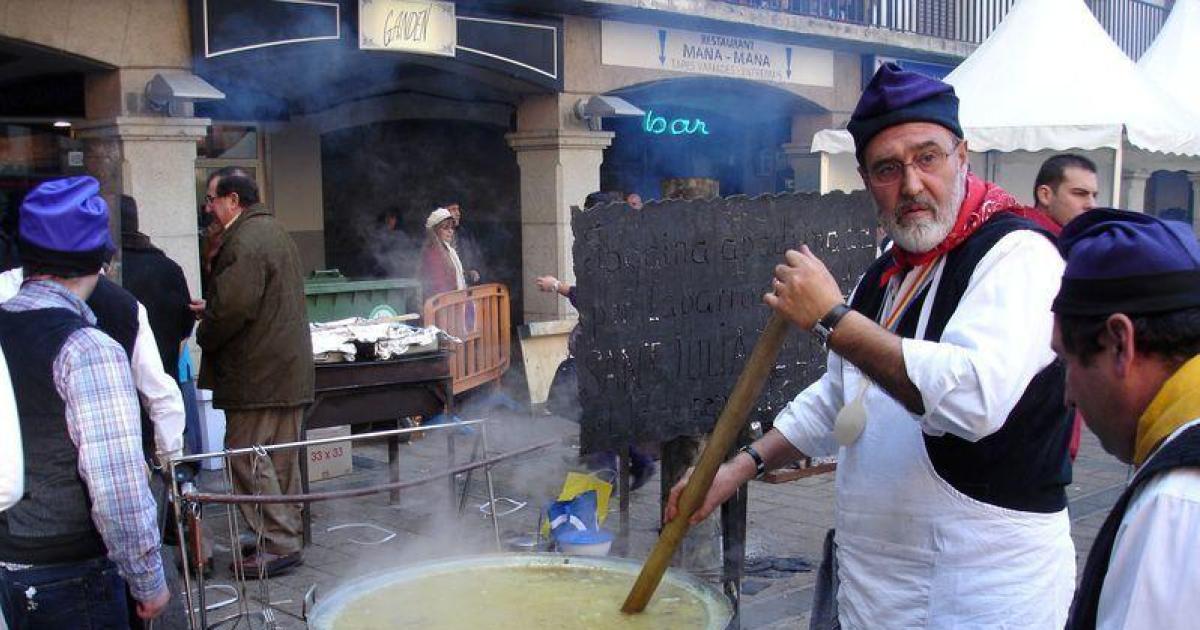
[602,77,831,197]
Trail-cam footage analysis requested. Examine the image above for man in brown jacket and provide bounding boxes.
[193,169,313,575]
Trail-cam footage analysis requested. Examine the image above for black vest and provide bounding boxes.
[1067,423,1200,629]
[0,307,107,564]
[849,213,1072,513]
[88,276,138,358]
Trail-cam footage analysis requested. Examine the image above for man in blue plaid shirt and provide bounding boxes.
[0,176,169,627]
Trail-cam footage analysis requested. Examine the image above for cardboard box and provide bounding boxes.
[306,426,353,482]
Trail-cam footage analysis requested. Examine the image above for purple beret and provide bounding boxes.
[1053,208,1200,316]
[18,176,113,276]
[847,62,963,164]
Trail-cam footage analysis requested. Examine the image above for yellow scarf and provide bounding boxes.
[1135,355,1200,465]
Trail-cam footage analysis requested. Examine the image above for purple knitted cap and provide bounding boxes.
[847,62,962,163]
[1054,208,1200,316]
[18,176,113,276]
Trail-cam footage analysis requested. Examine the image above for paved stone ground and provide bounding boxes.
[167,411,1129,629]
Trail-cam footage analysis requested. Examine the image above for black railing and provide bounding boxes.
[870,0,1018,43]
[719,0,1169,58]
[1088,0,1170,60]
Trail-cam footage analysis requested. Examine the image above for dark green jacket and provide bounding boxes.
[198,205,313,409]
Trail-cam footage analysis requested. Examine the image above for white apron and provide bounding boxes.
[833,258,1076,629]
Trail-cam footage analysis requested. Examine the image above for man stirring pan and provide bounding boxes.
[667,63,1076,626]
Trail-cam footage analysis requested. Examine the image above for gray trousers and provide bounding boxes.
[225,406,304,555]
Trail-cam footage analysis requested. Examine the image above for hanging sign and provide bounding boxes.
[359,0,457,57]
[601,20,833,87]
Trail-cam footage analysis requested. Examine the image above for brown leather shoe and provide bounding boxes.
[231,551,303,577]
[238,532,259,556]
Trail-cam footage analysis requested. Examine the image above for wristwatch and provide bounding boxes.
[738,444,767,479]
[811,303,852,346]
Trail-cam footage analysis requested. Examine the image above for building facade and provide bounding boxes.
[0,0,1181,323]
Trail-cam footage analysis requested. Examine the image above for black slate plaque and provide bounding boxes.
[572,192,877,452]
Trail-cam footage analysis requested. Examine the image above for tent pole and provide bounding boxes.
[819,153,830,195]
[1112,133,1125,208]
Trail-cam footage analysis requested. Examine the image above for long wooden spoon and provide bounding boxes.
[622,313,791,613]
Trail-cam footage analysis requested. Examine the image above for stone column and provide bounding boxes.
[1121,169,1151,213]
[77,116,210,298]
[507,94,614,322]
[1189,173,1200,234]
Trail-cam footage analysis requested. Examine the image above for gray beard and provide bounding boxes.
[885,169,966,254]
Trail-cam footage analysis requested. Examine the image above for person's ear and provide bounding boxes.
[1035,185,1052,208]
[1104,314,1137,377]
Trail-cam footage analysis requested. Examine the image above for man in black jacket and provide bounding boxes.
[120,195,194,383]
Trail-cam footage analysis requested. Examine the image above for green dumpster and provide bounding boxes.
[303,269,422,323]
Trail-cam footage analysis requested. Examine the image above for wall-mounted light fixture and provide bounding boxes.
[145,73,226,117]
[573,95,645,131]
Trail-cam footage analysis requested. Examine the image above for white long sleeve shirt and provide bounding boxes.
[773,230,1075,628]
[131,303,185,460]
[1097,419,1200,629]
[0,347,21,512]
[776,229,1064,453]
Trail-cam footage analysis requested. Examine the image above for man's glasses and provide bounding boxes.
[866,140,960,186]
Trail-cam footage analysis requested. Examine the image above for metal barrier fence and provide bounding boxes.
[423,283,512,395]
[166,420,555,629]
[719,0,1168,57]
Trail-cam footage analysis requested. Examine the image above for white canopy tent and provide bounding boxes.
[1132,0,1200,218]
[1139,0,1200,120]
[811,0,1200,213]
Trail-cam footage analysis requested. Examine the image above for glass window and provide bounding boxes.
[0,121,82,238]
[197,124,259,160]
[195,123,265,231]
[0,123,76,176]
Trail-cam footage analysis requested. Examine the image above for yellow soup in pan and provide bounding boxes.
[332,565,713,630]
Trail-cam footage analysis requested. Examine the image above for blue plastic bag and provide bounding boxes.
[546,489,599,541]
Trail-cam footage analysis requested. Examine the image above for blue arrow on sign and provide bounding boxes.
[658,29,667,65]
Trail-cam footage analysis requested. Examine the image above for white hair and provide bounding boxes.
[884,165,967,254]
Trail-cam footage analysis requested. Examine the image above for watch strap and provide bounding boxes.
[818,303,853,333]
[738,444,767,478]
